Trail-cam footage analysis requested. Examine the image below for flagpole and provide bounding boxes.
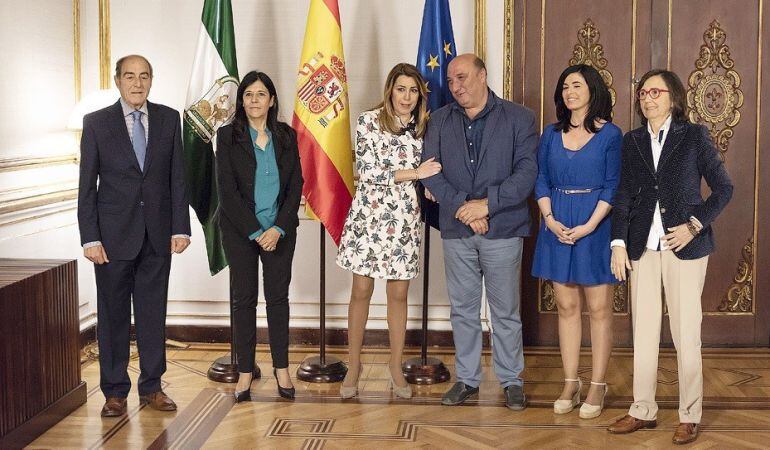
[402,208,450,384]
[207,272,261,383]
[296,223,347,382]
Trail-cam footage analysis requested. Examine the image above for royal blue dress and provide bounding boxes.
[531,123,622,285]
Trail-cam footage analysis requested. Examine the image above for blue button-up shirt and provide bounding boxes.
[247,127,284,240]
[454,89,496,173]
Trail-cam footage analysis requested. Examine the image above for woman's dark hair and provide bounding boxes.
[232,71,291,147]
[634,69,688,126]
[554,64,612,133]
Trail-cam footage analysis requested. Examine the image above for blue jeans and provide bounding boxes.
[443,235,524,388]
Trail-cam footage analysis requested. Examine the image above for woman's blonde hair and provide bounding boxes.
[376,63,429,138]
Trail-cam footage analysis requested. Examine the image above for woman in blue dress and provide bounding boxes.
[532,64,621,419]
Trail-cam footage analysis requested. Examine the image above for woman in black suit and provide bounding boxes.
[216,71,303,402]
[606,69,732,444]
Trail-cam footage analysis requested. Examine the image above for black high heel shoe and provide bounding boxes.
[234,373,255,403]
[274,368,296,400]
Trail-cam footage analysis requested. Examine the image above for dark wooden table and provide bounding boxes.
[0,259,86,448]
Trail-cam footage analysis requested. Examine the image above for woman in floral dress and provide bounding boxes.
[336,63,441,399]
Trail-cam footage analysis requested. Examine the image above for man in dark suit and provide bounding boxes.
[78,55,191,417]
[421,54,538,410]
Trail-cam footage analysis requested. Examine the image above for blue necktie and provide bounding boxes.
[131,110,147,171]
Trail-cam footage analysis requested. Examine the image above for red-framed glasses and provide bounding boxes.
[637,88,670,100]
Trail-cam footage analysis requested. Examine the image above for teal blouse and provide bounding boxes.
[247,127,284,240]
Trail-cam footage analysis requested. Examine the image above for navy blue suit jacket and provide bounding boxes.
[421,91,539,239]
[611,121,733,260]
[77,100,191,260]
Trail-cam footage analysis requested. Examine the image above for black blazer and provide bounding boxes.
[611,120,733,260]
[77,100,191,259]
[215,123,303,240]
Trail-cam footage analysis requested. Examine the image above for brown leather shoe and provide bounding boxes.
[607,414,657,434]
[672,423,699,445]
[101,397,127,417]
[139,391,177,411]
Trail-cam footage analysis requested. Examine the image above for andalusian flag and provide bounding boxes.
[183,0,239,275]
[292,0,354,245]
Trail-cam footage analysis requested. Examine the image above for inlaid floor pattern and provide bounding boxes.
[28,345,770,449]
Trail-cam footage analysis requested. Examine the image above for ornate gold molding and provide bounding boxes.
[475,0,487,61]
[98,0,111,89]
[569,19,616,106]
[539,280,628,313]
[73,0,81,101]
[686,20,744,161]
[540,280,556,312]
[503,0,513,100]
[613,283,627,313]
[718,238,754,313]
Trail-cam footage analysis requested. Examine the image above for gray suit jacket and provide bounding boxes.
[421,91,539,239]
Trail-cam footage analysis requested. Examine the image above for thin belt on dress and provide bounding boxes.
[552,186,600,194]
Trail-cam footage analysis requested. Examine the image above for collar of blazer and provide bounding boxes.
[630,119,688,178]
[108,100,164,175]
[234,125,285,163]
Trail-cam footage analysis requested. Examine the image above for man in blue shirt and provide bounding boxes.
[421,54,538,410]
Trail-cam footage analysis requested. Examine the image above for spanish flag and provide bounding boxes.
[292,0,354,245]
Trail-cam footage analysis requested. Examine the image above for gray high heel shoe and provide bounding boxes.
[388,372,413,399]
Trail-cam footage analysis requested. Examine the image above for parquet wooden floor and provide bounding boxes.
[27,344,770,449]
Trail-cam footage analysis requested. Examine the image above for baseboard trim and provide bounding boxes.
[163,325,481,348]
[79,325,486,348]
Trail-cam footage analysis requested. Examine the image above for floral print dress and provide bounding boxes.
[336,109,423,280]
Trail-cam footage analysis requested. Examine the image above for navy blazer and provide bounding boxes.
[421,91,539,239]
[214,123,303,241]
[78,100,191,260]
[611,120,733,260]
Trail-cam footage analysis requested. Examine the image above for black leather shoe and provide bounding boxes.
[234,373,255,403]
[441,382,479,406]
[274,368,296,400]
[504,385,528,410]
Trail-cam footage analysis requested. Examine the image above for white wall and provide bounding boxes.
[1,0,508,332]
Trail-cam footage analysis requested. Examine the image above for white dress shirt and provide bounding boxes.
[611,115,672,251]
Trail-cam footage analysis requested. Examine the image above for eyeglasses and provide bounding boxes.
[637,88,670,100]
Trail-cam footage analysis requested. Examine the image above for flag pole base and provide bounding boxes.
[207,355,261,383]
[402,356,451,385]
[296,355,347,383]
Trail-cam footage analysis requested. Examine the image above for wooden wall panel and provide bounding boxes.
[506,0,768,346]
[666,0,761,344]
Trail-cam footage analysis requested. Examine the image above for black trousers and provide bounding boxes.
[222,226,296,372]
[94,232,171,398]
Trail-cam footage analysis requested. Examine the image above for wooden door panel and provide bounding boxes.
[665,0,761,344]
[505,0,768,346]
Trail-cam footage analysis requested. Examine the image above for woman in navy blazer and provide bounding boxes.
[607,69,732,444]
[215,71,303,402]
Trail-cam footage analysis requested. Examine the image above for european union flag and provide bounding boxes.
[417,0,456,113]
